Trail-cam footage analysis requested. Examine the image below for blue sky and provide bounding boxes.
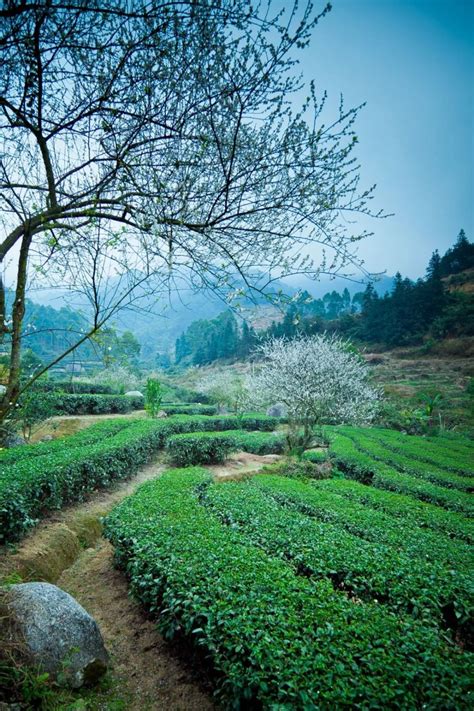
[290,0,473,279]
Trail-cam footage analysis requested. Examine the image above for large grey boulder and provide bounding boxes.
[124,390,143,398]
[2,583,109,688]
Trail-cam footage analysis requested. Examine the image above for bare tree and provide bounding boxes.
[0,0,381,428]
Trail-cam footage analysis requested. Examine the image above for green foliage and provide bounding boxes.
[145,378,162,418]
[32,380,118,394]
[327,428,474,516]
[259,457,330,480]
[47,393,144,415]
[161,403,217,416]
[104,469,472,709]
[166,432,237,466]
[16,391,57,441]
[201,479,473,635]
[0,412,277,542]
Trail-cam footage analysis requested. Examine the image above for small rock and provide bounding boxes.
[266,403,287,418]
[1,432,26,448]
[156,410,168,418]
[124,390,143,398]
[40,434,54,442]
[2,583,109,689]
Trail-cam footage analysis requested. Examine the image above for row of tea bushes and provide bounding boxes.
[318,477,474,544]
[361,427,474,476]
[166,430,286,466]
[328,431,474,516]
[31,380,118,394]
[48,393,144,415]
[0,419,133,466]
[104,468,472,709]
[0,413,281,542]
[161,404,217,416]
[253,474,473,574]
[200,479,473,637]
[336,427,474,491]
[0,419,163,543]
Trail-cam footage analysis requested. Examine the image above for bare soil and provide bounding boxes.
[30,410,146,442]
[206,450,281,480]
[57,540,215,711]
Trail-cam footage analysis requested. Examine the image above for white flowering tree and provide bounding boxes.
[252,334,380,450]
[196,370,253,418]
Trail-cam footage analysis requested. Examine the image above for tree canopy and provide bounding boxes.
[0,0,379,426]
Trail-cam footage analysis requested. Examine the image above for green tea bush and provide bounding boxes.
[254,475,473,575]
[161,404,218,416]
[259,458,330,480]
[201,480,473,636]
[104,469,472,709]
[328,431,474,516]
[31,380,117,394]
[0,419,133,466]
[337,426,474,490]
[48,393,144,415]
[0,420,164,543]
[318,477,474,544]
[166,432,237,465]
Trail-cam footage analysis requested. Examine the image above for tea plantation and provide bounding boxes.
[100,421,473,709]
[1,410,473,708]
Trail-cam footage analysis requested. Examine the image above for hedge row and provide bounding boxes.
[161,404,218,416]
[0,419,133,466]
[48,393,144,415]
[367,427,474,476]
[317,477,474,544]
[166,432,237,466]
[104,469,472,709]
[337,426,474,491]
[166,429,286,466]
[328,432,474,516]
[253,474,473,576]
[201,479,473,635]
[0,413,280,542]
[31,380,118,394]
[0,420,164,543]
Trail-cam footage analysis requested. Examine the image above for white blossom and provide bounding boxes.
[251,334,381,431]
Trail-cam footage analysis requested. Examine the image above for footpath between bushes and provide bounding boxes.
[1,450,277,710]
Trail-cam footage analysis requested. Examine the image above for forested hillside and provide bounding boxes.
[175,231,474,365]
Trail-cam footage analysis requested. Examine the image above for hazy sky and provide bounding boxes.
[292,0,473,279]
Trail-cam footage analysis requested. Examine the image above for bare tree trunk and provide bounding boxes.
[0,227,32,425]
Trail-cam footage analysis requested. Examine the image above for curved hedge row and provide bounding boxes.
[201,479,473,637]
[0,413,281,542]
[48,393,144,415]
[328,432,474,516]
[104,469,472,709]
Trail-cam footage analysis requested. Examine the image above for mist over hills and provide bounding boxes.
[25,273,395,358]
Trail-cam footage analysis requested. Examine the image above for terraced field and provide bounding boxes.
[2,408,472,707]
[103,424,474,709]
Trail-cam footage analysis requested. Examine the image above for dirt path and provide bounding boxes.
[1,452,281,709]
[1,457,216,710]
[30,410,146,442]
[57,539,215,710]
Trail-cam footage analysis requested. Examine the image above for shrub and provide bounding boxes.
[166,432,237,466]
[48,393,144,415]
[259,458,331,480]
[145,378,162,418]
[104,469,472,709]
[31,380,117,394]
